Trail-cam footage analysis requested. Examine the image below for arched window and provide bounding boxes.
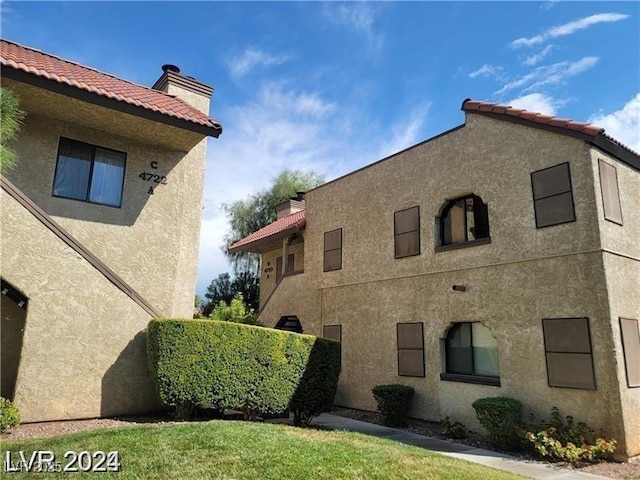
[439,195,490,247]
[443,323,500,385]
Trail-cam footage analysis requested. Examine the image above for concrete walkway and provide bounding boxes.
[305,414,612,480]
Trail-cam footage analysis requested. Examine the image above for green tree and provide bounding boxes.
[232,270,259,312]
[223,169,324,277]
[0,88,26,172]
[202,271,259,315]
[209,293,262,325]
[202,273,235,316]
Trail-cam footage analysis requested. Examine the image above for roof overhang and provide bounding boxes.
[228,224,304,254]
[462,99,639,172]
[228,210,306,254]
[1,66,222,139]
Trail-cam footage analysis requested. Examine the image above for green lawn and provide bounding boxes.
[1,421,522,479]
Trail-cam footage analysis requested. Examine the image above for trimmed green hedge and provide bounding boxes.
[147,319,340,423]
[290,337,341,426]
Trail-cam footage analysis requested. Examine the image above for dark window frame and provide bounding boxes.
[598,159,623,225]
[323,324,342,343]
[620,318,640,388]
[440,322,501,387]
[52,137,126,208]
[397,322,425,377]
[394,206,421,259]
[530,162,576,229]
[436,194,490,252]
[542,317,596,390]
[323,228,343,272]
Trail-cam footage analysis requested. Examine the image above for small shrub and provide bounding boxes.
[442,416,468,439]
[472,396,522,450]
[372,384,415,427]
[522,407,617,464]
[0,397,20,431]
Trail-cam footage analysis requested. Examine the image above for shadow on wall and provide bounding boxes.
[1,281,28,401]
[101,331,162,417]
[289,336,342,426]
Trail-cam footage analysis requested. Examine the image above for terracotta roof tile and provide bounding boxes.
[462,98,639,166]
[228,210,306,252]
[462,98,604,137]
[0,39,221,133]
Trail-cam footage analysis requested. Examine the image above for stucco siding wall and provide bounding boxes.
[590,148,640,259]
[602,252,640,457]
[259,241,305,310]
[165,84,210,115]
[6,113,205,318]
[589,148,640,457]
[303,114,601,291]
[264,113,634,452]
[257,273,320,332]
[1,189,160,422]
[321,253,622,435]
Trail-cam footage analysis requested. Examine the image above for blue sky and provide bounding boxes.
[2,1,639,295]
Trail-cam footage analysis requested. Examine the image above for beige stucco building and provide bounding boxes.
[1,39,221,422]
[230,100,640,459]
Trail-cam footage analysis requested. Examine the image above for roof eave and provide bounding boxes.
[590,135,640,171]
[228,224,304,254]
[463,105,640,172]
[1,66,222,138]
[463,108,593,142]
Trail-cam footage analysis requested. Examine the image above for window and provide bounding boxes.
[397,322,425,377]
[276,254,295,280]
[620,318,640,388]
[441,322,500,386]
[599,159,623,225]
[323,325,342,343]
[53,138,126,208]
[542,318,595,390]
[530,162,575,228]
[324,228,342,272]
[438,195,490,250]
[394,206,420,258]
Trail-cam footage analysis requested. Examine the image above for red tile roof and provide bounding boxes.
[462,99,603,136]
[228,210,306,252]
[0,39,222,134]
[462,99,639,167]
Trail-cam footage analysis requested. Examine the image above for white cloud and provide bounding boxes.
[589,93,640,153]
[323,3,384,54]
[511,13,629,48]
[523,45,555,67]
[377,103,430,159]
[495,56,598,95]
[228,47,290,77]
[508,93,564,115]
[469,64,504,80]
